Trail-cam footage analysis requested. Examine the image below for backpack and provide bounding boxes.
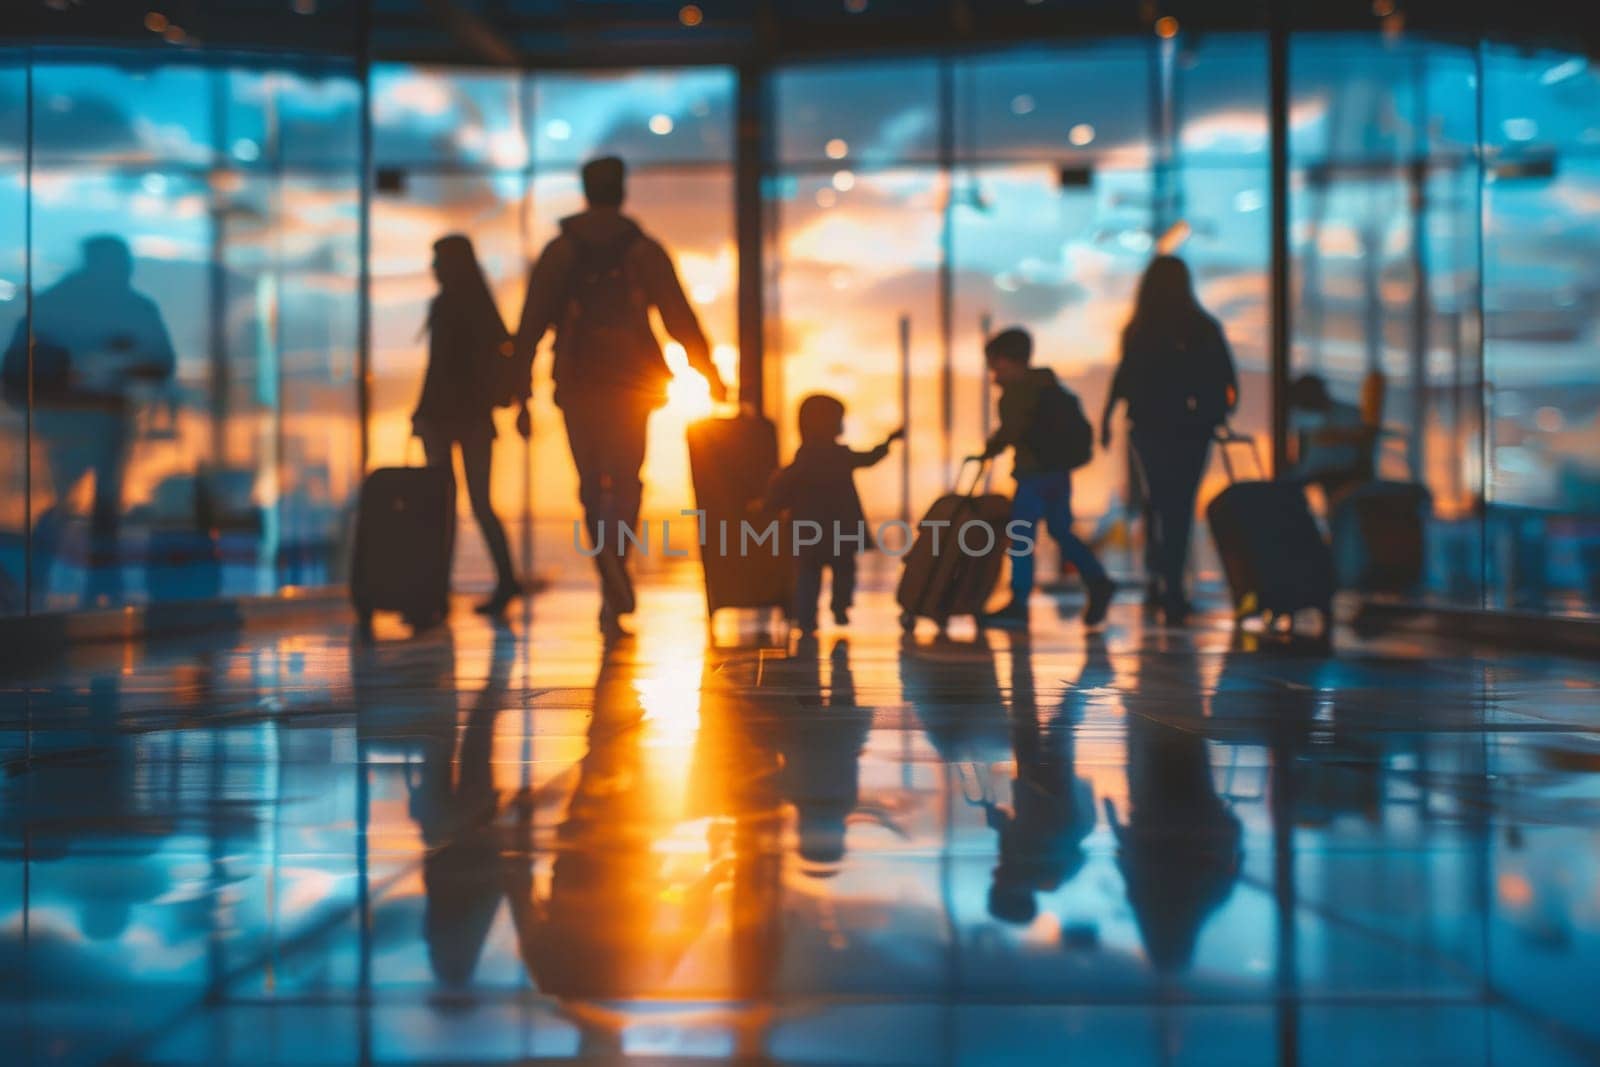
[1027,381,1094,471]
[1129,319,1232,432]
[559,221,658,388]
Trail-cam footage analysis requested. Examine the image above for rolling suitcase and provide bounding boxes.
[1329,480,1431,595]
[897,458,1011,630]
[350,461,454,632]
[1205,430,1335,628]
[686,411,790,621]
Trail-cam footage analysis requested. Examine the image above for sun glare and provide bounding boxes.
[662,341,716,419]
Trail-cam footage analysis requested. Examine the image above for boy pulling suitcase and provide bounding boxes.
[975,328,1113,629]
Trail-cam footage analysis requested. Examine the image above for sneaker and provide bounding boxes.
[832,607,850,626]
[979,601,1029,629]
[1083,579,1114,628]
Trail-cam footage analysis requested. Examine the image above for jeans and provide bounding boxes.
[561,394,652,546]
[792,549,857,630]
[33,408,131,606]
[1130,428,1211,607]
[418,421,515,590]
[1009,472,1108,599]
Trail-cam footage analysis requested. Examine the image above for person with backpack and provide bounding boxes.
[412,234,521,618]
[513,156,728,638]
[1102,255,1237,625]
[975,327,1113,629]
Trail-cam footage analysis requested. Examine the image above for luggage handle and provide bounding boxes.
[1214,425,1265,484]
[955,455,990,499]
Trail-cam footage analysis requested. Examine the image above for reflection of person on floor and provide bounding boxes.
[407,627,515,992]
[412,234,522,617]
[513,156,728,639]
[7,236,175,605]
[985,638,1103,925]
[767,395,902,635]
[776,636,873,870]
[503,645,728,1025]
[1101,256,1237,625]
[897,631,1011,771]
[1108,648,1242,973]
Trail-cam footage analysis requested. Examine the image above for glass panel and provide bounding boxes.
[771,166,944,521]
[533,68,735,167]
[774,60,941,166]
[31,62,214,166]
[1288,34,1486,611]
[24,54,362,613]
[1484,44,1600,617]
[372,65,525,168]
[962,42,1151,165]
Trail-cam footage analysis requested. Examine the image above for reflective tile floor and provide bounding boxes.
[3,578,1599,1065]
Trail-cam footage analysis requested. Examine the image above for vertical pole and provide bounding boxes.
[356,0,374,474]
[1268,1,1293,478]
[899,314,911,528]
[22,51,33,614]
[937,60,955,486]
[979,313,993,492]
[736,63,766,414]
[519,72,535,580]
[1474,37,1490,608]
[1408,55,1431,485]
[208,69,230,467]
[1408,156,1430,485]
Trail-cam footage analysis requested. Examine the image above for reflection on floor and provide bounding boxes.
[3,581,1599,1065]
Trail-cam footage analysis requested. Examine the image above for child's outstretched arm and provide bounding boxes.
[851,426,904,468]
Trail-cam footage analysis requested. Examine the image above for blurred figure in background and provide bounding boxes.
[412,234,521,617]
[1,236,175,606]
[1286,372,1373,504]
[515,155,728,639]
[1102,256,1236,625]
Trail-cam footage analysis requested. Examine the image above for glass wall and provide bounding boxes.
[5,33,1597,622]
[3,50,362,616]
[772,35,1599,619]
[1289,34,1600,618]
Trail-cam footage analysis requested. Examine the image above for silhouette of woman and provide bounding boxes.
[1102,256,1237,624]
[412,234,521,616]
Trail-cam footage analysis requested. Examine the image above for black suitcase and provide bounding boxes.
[897,458,1011,630]
[1330,480,1431,595]
[350,464,454,631]
[686,412,790,620]
[1205,431,1335,626]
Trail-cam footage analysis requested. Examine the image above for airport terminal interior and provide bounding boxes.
[3,1,1599,1063]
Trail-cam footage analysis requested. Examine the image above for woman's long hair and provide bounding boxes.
[428,234,506,348]
[1125,255,1203,339]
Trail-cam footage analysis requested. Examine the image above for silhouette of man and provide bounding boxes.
[9,236,176,605]
[514,156,728,637]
